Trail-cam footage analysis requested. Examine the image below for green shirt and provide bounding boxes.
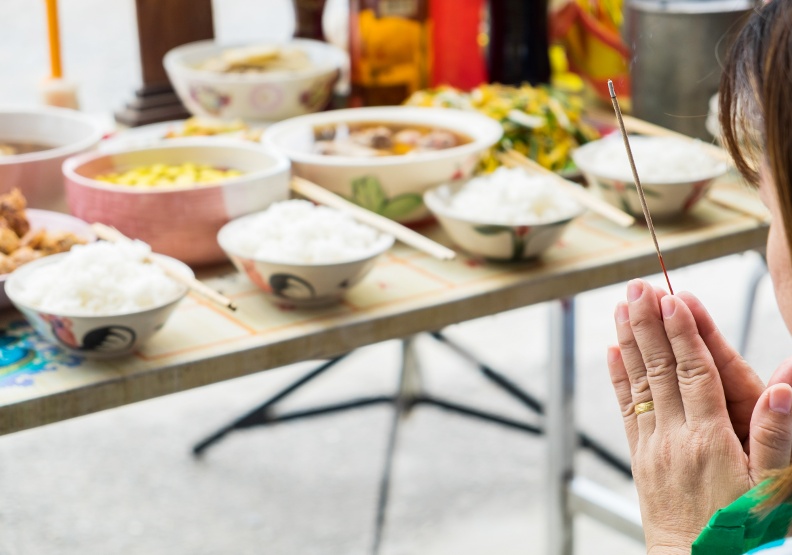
[693,482,792,555]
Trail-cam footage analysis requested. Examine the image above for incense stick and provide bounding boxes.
[607,80,674,294]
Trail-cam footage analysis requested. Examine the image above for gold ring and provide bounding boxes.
[635,401,655,415]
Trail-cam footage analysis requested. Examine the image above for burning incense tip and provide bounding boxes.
[608,80,616,98]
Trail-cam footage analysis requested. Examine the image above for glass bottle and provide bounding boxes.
[348,0,432,107]
[487,0,551,85]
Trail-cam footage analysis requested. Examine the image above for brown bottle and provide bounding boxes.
[348,0,432,107]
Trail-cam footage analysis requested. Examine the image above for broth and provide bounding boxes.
[311,122,472,157]
[0,142,55,157]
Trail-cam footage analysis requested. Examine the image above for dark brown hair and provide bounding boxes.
[720,1,792,512]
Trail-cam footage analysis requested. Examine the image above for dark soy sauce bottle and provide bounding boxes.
[487,0,551,85]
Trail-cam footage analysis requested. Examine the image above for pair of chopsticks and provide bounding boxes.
[290,176,457,260]
[91,178,457,312]
[91,223,238,312]
[498,149,636,228]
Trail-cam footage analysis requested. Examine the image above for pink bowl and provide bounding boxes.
[0,106,103,211]
[63,141,291,266]
[0,209,96,310]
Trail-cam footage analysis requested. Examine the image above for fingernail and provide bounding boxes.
[770,386,792,415]
[661,296,676,319]
[615,302,629,324]
[607,346,620,363]
[627,280,643,302]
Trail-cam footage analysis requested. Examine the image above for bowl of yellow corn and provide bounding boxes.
[63,141,290,266]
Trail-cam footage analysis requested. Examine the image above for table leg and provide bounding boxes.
[371,336,422,555]
[547,298,576,555]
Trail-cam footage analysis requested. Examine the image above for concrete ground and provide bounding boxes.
[2,3,791,554]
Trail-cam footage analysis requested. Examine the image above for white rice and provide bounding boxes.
[13,241,185,316]
[222,200,388,264]
[575,135,727,183]
[445,167,581,224]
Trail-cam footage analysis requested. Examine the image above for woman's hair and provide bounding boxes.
[720,0,792,513]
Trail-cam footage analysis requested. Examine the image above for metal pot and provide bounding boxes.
[626,0,755,139]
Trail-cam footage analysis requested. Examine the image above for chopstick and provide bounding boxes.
[706,188,771,222]
[619,114,732,164]
[498,149,636,228]
[289,176,457,261]
[91,223,238,312]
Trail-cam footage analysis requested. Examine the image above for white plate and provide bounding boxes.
[100,120,269,152]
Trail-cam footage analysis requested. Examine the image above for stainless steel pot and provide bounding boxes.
[626,0,755,139]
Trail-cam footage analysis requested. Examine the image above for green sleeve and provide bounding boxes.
[692,482,792,555]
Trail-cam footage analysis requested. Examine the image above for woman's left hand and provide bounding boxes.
[608,279,792,555]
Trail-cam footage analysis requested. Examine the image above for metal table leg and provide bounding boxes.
[547,298,577,555]
[548,298,644,554]
[371,336,422,555]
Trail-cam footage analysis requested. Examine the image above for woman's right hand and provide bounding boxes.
[673,290,792,458]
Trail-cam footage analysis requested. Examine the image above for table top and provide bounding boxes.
[0,177,769,436]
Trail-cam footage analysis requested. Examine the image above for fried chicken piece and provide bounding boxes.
[0,226,20,255]
[19,228,46,250]
[0,253,16,274]
[35,231,86,255]
[0,189,30,237]
[9,246,42,266]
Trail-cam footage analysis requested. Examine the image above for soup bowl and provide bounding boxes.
[164,39,346,122]
[0,106,104,211]
[262,106,503,225]
[63,141,290,266]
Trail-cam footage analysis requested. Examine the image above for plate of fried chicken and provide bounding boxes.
[0,189,94,309]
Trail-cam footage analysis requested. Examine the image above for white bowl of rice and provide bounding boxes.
[572,135,729,220]
[5,241,192,358]
[424,167,583,261]
[218,200,394,306]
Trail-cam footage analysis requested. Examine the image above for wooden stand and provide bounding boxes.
[115,0,214,127]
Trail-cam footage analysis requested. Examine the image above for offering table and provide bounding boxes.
[0,176,768,555]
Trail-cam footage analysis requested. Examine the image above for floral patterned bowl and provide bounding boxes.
[164,39,346,122]
[424,181,583,261]
[217,213,394,307]
[263,107,503,225]
[571,136,729,221]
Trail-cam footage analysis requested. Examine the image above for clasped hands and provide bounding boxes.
[607,279,792,555]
